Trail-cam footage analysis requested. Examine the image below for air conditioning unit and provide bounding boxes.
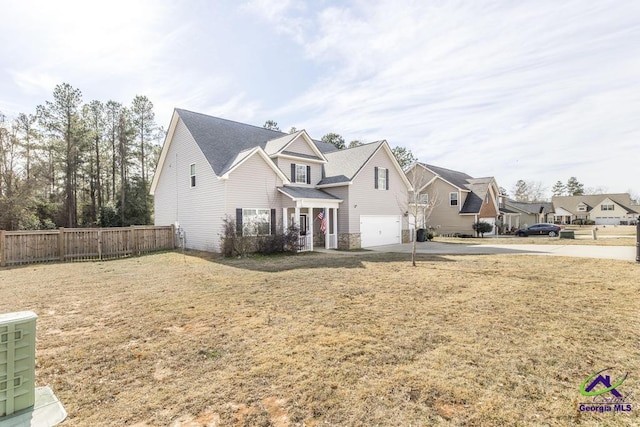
[0,311,37,417]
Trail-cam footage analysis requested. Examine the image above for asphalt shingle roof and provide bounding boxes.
[278,187,341,200]
[177,109,286,176]
[420,163,473,189]
[318,141,384,185]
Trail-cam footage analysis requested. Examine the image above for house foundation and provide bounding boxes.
[338,233,361,250]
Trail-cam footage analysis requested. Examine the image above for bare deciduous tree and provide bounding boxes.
[402,162,441,267]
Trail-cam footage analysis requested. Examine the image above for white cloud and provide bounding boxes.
[265,0,640,193]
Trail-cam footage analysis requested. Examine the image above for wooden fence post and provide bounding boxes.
[58,227,65,262]
[0,230,6,267]
[171,224,176,249]
[97,229,103,260]
[131,225,139,256]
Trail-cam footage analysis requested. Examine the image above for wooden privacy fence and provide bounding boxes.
[0,225,176,266]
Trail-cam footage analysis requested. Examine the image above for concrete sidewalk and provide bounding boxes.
[366,242,637,261]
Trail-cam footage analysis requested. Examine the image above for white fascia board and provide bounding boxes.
[352,141,412,190]
[220,147,291,183]
[149,110,180,195]
[278,130,328,162]
[273,153,326,164]
[316,181,352,189]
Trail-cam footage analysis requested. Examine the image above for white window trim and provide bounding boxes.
[190,163,196,187]
[449,192,458,207]
[242,208,271,236]
[295,164,307,184]
[378,167,387,190]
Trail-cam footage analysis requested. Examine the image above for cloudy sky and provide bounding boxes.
[1,0,639,196]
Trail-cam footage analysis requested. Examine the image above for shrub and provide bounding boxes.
[472,221,493,237]
[220,216,300,257]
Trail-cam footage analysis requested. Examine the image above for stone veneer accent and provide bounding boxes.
[402,229,411,244]
[338,233,361,250]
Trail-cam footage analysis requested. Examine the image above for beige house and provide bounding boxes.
[551,194,638,225]
[150,109,411,251]
[405,163,502,236]
[501,199,554,229]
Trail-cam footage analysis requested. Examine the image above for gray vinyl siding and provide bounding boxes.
[287,137,317,157]
[225,153,285,230]
[323,186,350,233]
[153,117,224,251]
[277,158,321,186]
[347,148,409,233]
[424,180,475,235]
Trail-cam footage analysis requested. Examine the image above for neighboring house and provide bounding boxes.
[551,194,639,225]
[501,199,555,229]
[150,109,411,252]
[405,163,502,236]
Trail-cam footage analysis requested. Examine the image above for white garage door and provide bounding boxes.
[595,217,621,225]
[360,215,402,247]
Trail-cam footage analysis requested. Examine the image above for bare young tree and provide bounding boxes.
[402,162,441,267]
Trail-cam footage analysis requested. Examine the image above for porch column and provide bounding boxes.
[308,208,314,251]
[324,208,329,249]
[332,208,338,248]
[282,208,287,234]
[294,206,300,228]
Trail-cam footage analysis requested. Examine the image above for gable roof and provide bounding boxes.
[411,163,498,215]
[319,141,384,185]
[264,130,327,161]
[420,163,474,190]
[461,177,495,214]
[318,141,412,189]
[505,199,554,214]
[175,109,288,176]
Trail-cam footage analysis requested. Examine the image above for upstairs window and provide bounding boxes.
[450,192,458,206]
[190,163,196,187]
[601,204,614,211]
[296,164,307,183]
[291,163,311,184]
[374,167,389,190]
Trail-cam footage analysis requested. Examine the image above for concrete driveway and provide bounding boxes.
[367,241,637,261]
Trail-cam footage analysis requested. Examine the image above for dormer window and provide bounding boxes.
[577,204,587,212]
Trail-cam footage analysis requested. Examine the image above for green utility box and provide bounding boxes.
[0,311,37,417]
[559,230,575,239]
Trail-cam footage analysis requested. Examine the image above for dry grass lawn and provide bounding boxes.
[1,251,639,426]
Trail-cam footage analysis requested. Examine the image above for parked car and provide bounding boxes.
[515,223,563,237]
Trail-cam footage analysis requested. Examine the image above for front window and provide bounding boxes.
[601,204,614,211]
[242,208,271,235]
[296,164,307,184]
[450,192,458,206]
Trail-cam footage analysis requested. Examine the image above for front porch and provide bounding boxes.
[283,206,338,252]
[278,186,342,252]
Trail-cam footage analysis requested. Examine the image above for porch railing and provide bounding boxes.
[327,233,337,249]
[298,235,312,252]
